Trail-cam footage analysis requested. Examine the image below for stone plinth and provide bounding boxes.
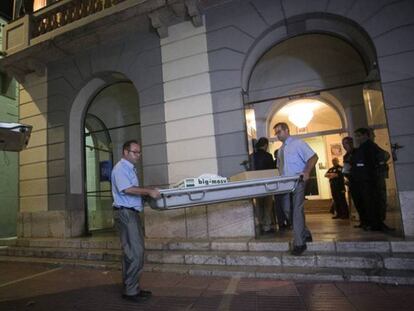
[144,199,255,238]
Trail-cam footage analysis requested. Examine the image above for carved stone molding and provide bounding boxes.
[148,10,169,38]
[185,0,202,27]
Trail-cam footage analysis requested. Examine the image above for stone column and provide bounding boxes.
[144,20,255,239]
[18,72,66,238]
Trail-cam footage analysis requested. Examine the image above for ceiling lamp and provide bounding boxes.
[287,105,314,128]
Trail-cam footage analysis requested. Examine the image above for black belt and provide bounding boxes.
[113,206,139,212]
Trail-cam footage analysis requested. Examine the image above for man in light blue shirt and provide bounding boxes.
[111,140,160,303]
[274,122,318,255]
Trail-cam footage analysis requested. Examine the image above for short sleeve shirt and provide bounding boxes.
[111,158,143,211]
[279,136,316,176]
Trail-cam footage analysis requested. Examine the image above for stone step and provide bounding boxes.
[3,238,414,253]
[1,255,414,285]
[2,245,414,271]
[145,250,414,270]
[0,246,122,262]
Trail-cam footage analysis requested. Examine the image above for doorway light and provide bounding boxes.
[288,107,314,128]
[280,99,322,129]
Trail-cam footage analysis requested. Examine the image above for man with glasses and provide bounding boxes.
[273,122,318,255]
[111,140,160,303]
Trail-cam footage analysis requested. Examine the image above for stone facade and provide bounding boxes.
[1,0,414,238]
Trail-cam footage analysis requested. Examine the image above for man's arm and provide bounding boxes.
[124,186,160,198]
[302,154,319,182]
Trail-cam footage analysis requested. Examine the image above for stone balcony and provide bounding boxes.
[0,0,202,81]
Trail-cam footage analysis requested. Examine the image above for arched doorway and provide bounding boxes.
[83,81,141,234]
[84,114,113,232]
[244,33,403,236]
[268,99,345,201]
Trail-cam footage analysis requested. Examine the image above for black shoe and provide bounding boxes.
[122,293,149,303]
[139,290,152,297]
[332,216,340,219]
[305,235,313,243]
[354,224,363,228]
[291,244,307,256]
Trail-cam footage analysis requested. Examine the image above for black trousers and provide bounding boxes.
[351,178,381,228]
[331,186,349,218]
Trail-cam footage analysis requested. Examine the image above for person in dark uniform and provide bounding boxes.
[368,129,394,231]
[325,157,349,219]
[368,129,390,222]
[352,128,382,230]
[252,137,276,234]
[342,137,360,225]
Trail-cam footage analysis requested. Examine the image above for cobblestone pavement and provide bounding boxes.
[1,262,414,311]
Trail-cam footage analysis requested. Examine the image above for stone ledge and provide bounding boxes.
[5,238,414,255]
[336,241,391,253]
[2,255,414,284]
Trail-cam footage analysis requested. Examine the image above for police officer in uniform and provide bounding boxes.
[352,128,382,230]
[325,157,349,219]
[342,136,363,227]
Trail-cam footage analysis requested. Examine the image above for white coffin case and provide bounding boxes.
[148,175,300,210]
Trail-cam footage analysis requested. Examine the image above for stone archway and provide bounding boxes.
[68,72,137,235]
[241,13,377,94]
[241,17,403,235]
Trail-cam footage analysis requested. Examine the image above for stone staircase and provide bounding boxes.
[1,237,414,284]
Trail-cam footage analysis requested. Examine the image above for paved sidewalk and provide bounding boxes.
[1,262,414,310]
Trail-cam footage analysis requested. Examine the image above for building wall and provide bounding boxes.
[203,0,414,235]
[10,0,414,237]
[17,26,168,237]
[144,20,255,238]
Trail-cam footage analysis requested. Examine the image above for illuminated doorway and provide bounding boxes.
[244,33,403,235]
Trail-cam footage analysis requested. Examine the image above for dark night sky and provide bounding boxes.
[0,1,14,20]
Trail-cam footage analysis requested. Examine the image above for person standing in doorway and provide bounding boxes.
[352,128,382,230]
[111,140,160,303]
[341,136,365,227]
[368,129,394,231]
[273,122,318,255]
[252,137,276,234]
[325,157,349,219]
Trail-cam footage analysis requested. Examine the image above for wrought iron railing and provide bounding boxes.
[2,0,201,61]
[31,0,128,38]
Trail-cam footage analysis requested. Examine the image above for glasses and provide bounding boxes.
[128,150,141,155]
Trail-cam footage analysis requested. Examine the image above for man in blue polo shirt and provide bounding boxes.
[112,139,160,303]
[274,122,318,255]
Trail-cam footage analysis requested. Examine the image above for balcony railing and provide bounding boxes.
[1,0,151,57]
[32,0,127,38]
[1,0,202,77]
